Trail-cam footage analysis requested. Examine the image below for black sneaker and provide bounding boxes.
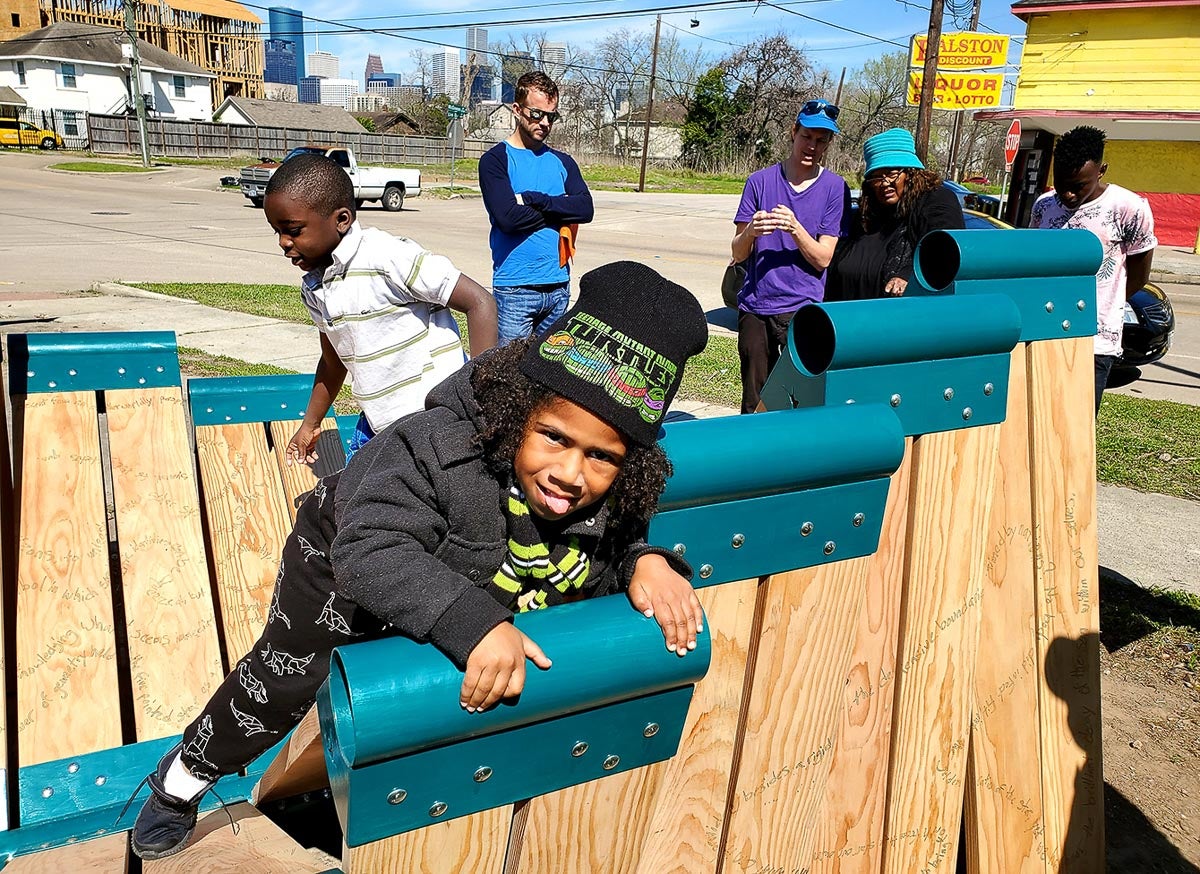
[129,743,213,860]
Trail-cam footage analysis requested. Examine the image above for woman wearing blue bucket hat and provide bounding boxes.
[730,98,852,414]
[827,127,963,300]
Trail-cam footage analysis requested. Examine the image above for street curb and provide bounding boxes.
[91,281,200,302]
[1151,271,1200,286]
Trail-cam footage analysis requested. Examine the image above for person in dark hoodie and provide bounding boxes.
[827,127,964,301]
[129,261,709,861]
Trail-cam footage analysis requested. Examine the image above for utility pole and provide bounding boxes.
[122,0,150,167]
[834,66,846,105]
[946,0,982,179]
[637,14,661,193]
[913,0,945,164]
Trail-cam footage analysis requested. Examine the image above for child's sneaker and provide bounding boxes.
[129,743,213,860]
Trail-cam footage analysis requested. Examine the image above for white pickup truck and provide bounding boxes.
[239,145,421,211]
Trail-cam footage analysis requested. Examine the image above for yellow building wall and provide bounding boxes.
[1014,8,1200,111]
[1104,140,1200,195]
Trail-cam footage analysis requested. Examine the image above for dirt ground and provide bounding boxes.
[1099,574,1200,872]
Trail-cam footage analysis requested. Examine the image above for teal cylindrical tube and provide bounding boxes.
[785,294,1021,376]
[327,593,710,769]
[914,228,1103,291]
[657,404,904,511]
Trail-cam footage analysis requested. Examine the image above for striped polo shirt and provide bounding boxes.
[301,223,466,431]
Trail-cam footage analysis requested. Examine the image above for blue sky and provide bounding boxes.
[254,0,1028,93]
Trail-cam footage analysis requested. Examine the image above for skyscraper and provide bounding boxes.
[431,47,461,99]
[307,50,340,80]
[364,53,383,86]
[465,26,488,58]
[264,38,297,86]
[500,51,535,103]
[541,42,567,80]
[268,7,306,80]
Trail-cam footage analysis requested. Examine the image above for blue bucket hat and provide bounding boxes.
[795,99,840,134]
[863,128,925,176]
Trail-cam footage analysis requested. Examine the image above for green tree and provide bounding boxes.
[355,115,377,133]
[681,66,733,169]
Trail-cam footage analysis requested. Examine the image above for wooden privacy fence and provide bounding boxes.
[0,228,1105,873]
[85,114,495,162]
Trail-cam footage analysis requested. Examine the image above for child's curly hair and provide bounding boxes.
[471,339,674,538]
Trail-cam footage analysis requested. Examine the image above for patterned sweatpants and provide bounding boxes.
[178,473,391,781]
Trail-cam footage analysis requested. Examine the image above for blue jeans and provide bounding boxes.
[494,283,570,346]
[344,412,375,464]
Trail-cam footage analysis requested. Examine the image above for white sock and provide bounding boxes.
[163,752,210,801]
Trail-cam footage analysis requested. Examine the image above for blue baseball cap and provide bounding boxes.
[796,99,840,134]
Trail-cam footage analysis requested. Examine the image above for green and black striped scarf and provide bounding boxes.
[492,485,593,612]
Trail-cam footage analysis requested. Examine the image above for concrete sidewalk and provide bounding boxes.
[0,282,1195,599]
[1151,244,1200,285]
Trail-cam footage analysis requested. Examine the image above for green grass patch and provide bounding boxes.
[1097,393,1200,501]
[178,346,358,413]
[580,163,747,195]
[134,283,308,323]
[51,161,159,173]
[677,332,741,408]
[1099,573,1199,674]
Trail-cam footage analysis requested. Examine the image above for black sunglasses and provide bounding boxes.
[799,100,840,121]
[519,106,562,124]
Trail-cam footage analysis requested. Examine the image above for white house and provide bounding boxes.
[0,21,215,123]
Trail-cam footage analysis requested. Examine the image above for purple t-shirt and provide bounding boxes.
[734,164,850,315]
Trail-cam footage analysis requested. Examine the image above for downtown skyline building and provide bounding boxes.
[267,6,306,81]
[307,50,340,80]
[431,46,460,99]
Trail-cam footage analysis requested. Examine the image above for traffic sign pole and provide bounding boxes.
[1002,119,1021,222]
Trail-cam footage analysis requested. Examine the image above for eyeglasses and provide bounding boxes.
[799,100,840,122]
[519,106,562,124]
[866,169,905,186]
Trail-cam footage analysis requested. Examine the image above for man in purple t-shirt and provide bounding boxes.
[731,99,851,413]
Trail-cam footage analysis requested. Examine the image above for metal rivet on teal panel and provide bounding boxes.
[317,594,710,847]
[649,405,905,587]
[187,374,324,427]
[6,332,182,395]
[759,294,1021,436]
[911,228,1102,342]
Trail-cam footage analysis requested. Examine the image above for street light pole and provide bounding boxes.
[122,0,150,167]
[636,14,661,193]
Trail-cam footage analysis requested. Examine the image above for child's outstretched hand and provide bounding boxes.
[461,622,552,713]
[628,553,704,657]
[287,422,322,466]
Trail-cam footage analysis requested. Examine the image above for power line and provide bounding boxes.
[756,1,910,48]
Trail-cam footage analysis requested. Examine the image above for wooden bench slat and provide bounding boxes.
[267,417,341,525]
[143,802,326,873]
[2,831,129,872]
[14,391,122,766]
[194,423,293,666]
[106,387,225,740]
[342,808,509,874]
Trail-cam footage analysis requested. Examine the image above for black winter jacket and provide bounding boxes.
[329,359,690,669]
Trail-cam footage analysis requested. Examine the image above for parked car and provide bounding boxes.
[961,209,1175,368]
[965,175,991,185]
[0,119,63,150]
[239,145,421,210]
[942,179,1001,216]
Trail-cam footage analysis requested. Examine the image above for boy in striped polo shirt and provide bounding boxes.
[264,153,498,463]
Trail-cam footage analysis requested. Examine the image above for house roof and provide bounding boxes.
[0,22,212,77]
[214,97,368,133]
[358,110,420,134]
[0,85,26,107]
[1010,0,1200,18]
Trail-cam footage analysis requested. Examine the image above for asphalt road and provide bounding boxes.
[0,151,1196,404]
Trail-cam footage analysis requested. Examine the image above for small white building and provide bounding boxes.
[0,21,215,122]
[213,96,367,136]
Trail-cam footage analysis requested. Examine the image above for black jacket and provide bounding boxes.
[329,359,688,668]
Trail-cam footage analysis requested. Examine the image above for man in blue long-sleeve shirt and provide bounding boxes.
[479,70,594,344]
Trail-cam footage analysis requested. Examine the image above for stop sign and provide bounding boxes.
[1004,119,1021,170]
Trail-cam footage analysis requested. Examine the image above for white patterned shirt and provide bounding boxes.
[1031,184,1157,357]
[301,223,466,430]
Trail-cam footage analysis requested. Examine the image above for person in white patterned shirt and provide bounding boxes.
[1030,125,1157,414]
[264,153,498,462]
